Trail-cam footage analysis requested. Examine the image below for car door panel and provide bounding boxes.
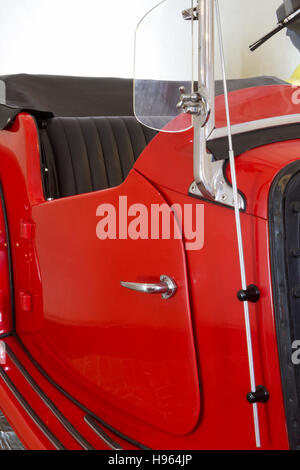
[18,169,200,436]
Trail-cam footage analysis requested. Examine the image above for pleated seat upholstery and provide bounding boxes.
[2,75,286,200]
[39,116,157,199]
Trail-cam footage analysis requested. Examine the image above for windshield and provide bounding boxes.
[134,0,300,133]
[134,0,197,132]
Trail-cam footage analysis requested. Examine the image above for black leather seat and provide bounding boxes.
[39,116,157,199]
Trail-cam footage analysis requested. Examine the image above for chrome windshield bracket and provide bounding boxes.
[189,0,244,211]
[177,87,210,122]
[189,157,245,210]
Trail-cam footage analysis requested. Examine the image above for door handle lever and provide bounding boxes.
[120,275,177,299]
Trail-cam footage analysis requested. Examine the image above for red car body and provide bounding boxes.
[0,81,299,450]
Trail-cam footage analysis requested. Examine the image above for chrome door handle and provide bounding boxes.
[120,275,177,299]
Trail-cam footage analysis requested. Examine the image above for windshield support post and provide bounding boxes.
[190,0,244,210]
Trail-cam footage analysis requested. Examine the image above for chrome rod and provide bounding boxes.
[215,0,261,448]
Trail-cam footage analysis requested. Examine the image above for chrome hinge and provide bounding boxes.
[189,156,245,210]
[177,87,210,125]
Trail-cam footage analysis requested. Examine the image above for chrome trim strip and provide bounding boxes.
[84,415,123,450]
[0,364,65,450]
[208,114,300,141]
[6,346,94,450]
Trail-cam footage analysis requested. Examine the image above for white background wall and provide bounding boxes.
[217,0,299,79]
[0,0,298,79]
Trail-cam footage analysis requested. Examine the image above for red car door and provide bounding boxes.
[18,169,200,437]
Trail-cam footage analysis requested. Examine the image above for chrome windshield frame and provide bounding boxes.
[192,0,244,209]
[198,0,215,137]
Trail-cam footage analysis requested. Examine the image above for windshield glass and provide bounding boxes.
[134,0,197,132]
[213,0,300,125]
[135,0,300,133]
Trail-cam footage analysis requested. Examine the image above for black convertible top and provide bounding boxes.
[0,74,134,119]
[0,74,287,130]
[0,74,296,161]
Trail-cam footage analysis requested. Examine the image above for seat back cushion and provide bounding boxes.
[39,116,157,199]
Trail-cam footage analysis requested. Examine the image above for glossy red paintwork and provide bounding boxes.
[0,203,12,336]
[24,171,200,437]
[1,335,142,450]
[0,84,299,449]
